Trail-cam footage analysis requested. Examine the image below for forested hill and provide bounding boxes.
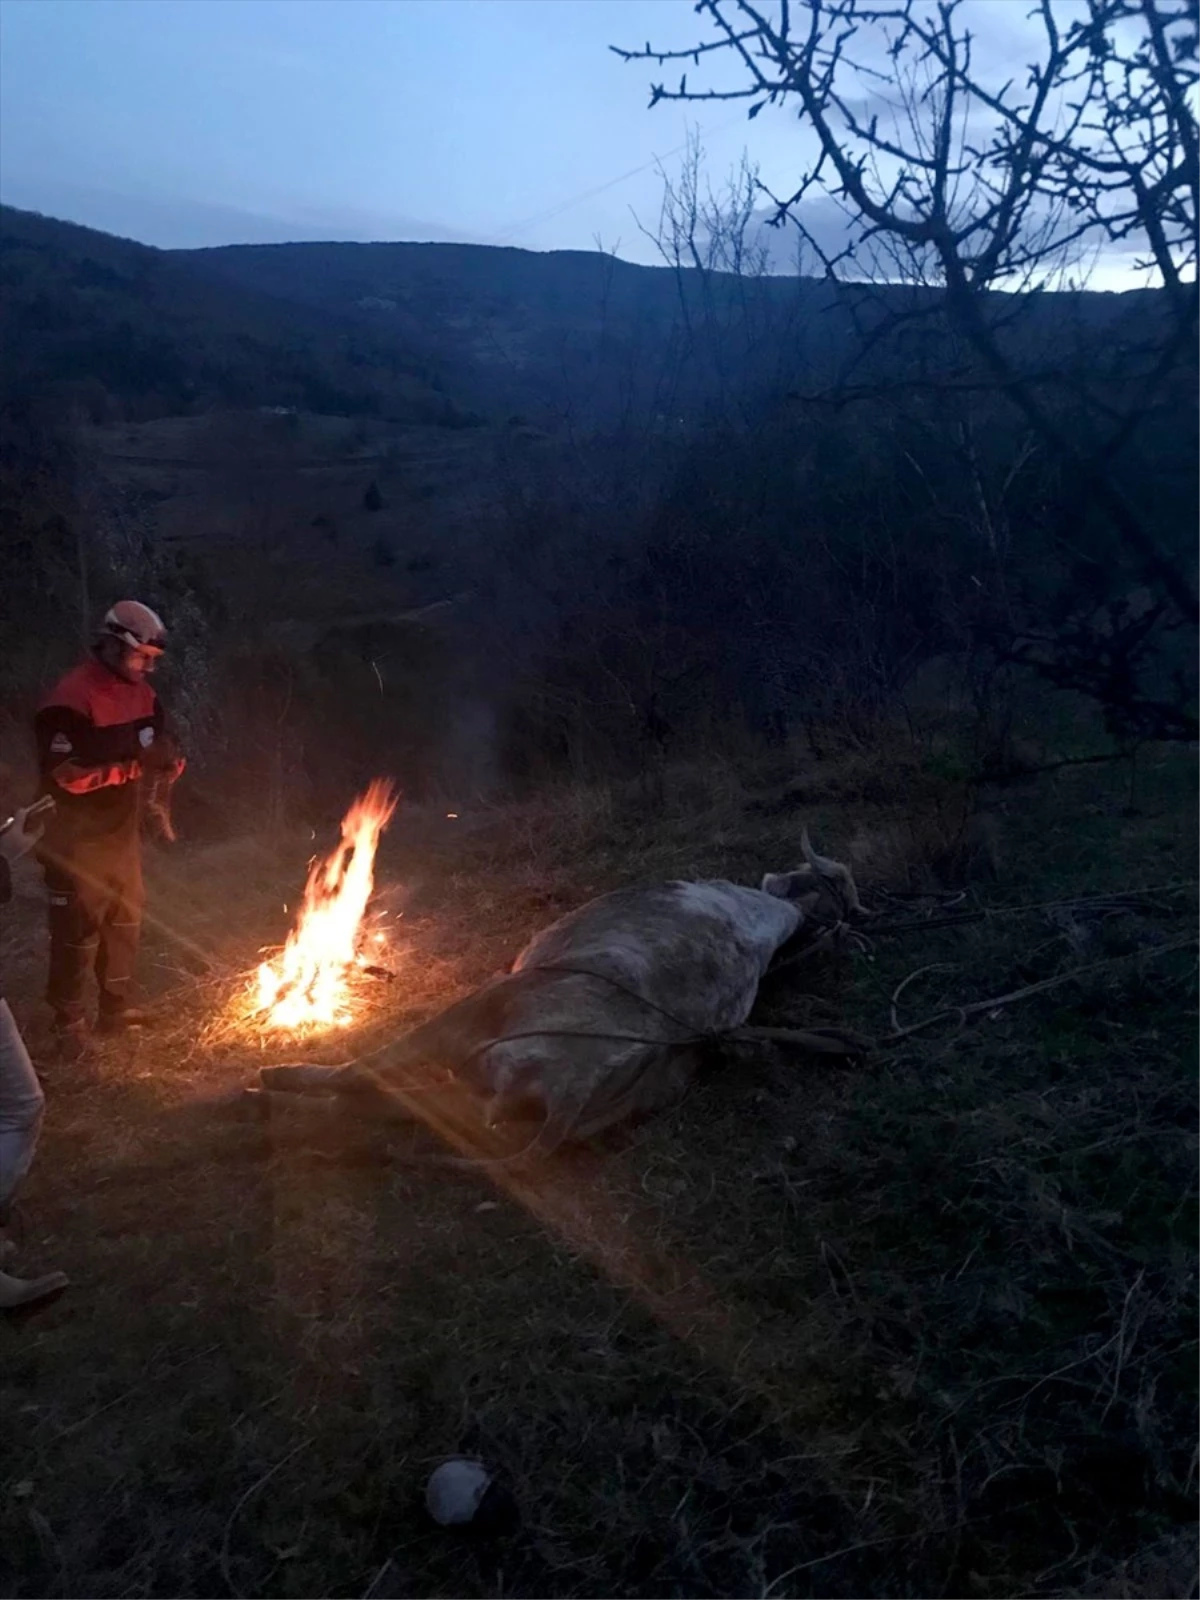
[0,205,460,424]
[1,202,1163,435]
[1,202,1192,802]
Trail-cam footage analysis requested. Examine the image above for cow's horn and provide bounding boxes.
[800,826,837,876]
[799,827,865,913]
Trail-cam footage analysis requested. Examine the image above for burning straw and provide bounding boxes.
[243,779,399,1034]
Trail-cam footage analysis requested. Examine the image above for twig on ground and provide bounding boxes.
[361,1561,409,1600]
[1101,1269,1147,1423]
[220,1438,312,1600]
[890,963,958,1033]
[762,1527,925,1596]
[885,936,1198,1043]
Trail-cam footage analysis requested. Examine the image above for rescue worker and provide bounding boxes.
[0,800,68,1310]
[35,601,185,1055]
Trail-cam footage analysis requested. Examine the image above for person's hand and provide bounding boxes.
[147,794,178,843]
[142,736,184,779]
[0,803,50,865]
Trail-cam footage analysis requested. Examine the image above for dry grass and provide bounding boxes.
[0,744,1195,1598]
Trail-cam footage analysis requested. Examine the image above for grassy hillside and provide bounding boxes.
[0,743,1194,1598]
[74,407,509,611]
[0,201,1194,1596]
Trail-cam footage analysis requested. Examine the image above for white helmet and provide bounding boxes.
[102,600,167,654]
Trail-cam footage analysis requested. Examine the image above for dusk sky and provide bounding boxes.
[0,0,1162,285]
[0,0,763,255]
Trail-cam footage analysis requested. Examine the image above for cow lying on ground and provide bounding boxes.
[259,831,868,1158]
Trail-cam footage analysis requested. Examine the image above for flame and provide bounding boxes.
[254,779,398,1030]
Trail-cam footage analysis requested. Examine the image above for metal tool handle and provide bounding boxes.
[0,794,56,837]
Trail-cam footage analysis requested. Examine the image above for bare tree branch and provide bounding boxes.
[615,0,1198,621]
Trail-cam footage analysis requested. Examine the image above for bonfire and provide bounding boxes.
[251,778,399,1031]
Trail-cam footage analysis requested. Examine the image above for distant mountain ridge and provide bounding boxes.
[0,205,461,424]
[2,202,1158,435]
[0,179,473,251]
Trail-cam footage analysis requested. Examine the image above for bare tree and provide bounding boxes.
[614,0,1198,624]
[639,131,769,295]
[635,129,821,423]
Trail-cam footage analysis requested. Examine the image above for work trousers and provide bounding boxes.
[44,841,144,1022]
[0,1000,45,1224]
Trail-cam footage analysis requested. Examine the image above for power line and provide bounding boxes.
[484,111,747,246]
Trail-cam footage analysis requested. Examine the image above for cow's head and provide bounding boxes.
[760,829,866,921]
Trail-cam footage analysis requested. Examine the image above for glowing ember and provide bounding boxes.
[254,779,398,1030]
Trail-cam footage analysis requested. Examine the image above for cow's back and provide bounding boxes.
[511,879,802,1032]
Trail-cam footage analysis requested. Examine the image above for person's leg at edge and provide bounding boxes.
[0,999,68,1309]
[0,999,44,1222]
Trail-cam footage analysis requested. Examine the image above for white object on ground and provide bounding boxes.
[425,1459,493,1526]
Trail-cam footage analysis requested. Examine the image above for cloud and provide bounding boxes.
[701,195,1156,290]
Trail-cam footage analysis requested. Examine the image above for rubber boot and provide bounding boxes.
[97,1006,152,1036]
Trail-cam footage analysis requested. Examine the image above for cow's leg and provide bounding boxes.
[258,1063,349,1093]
